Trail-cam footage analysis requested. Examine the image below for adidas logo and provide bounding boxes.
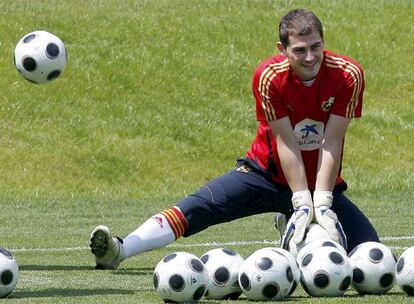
[152,216,164,228]
[191,276,197,285]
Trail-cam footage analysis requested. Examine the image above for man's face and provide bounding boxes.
[278,30,324,81]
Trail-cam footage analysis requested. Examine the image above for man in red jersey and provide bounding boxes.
[89,9,379,269]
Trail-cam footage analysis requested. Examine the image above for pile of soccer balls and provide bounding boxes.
[153,239,414,302]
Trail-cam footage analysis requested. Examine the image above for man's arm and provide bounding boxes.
[313,113,351,247]
[315,114,351,191]
[269,117,308,192]
[270,117,313,244]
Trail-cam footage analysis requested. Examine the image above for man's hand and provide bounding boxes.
[313,190,347,249]
[291,190,314,244]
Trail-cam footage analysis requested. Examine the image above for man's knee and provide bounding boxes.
[332,193,379,252]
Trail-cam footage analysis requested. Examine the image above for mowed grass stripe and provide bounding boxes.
[9,235,414,253]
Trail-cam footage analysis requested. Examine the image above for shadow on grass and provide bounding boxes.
[279,291,407,302]
[11,288,133,299]
[19,264,154,274]
[111,268,154,276]
[20,264,94,271]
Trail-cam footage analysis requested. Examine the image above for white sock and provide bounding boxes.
[122,213,178,259]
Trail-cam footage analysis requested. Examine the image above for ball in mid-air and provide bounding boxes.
[153,251,208,303]
[14,30,67,84]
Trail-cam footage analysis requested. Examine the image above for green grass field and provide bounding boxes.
[0,0,413,303]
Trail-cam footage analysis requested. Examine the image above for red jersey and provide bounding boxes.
[246,49,365,189]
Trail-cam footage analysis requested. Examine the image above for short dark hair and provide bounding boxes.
[279,9,324,47]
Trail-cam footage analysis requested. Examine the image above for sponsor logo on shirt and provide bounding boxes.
[294,118,325,151]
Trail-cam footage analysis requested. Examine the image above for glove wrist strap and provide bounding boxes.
[313,190,333,208]
[292,190,312,208]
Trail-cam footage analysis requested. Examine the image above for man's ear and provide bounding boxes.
[276,41,286,54]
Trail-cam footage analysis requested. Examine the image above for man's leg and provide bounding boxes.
[90,160,292,269]
[331,192,380,253]
[274,213,287,242]
[177,163,292,238]
[90,206,187,269]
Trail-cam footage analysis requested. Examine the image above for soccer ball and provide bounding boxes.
[298,243,352,297]
[14,30,67,84]
[263,247,301,295]
[395,246,414,296]
[348,241,396,294]
[200,248,243,300]
[153,252,208,303]
[238,248,294,301]
[288,223,338,257]
[0,248,19,298]
[296,238,347,264]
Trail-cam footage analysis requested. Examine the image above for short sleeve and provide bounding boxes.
[253,62,290,122]
[331,61,365,118]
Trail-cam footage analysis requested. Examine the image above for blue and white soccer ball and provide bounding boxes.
[200,248,244,300]
[298,243,352,297]
[395,245,414,297]
[238,248,294,301]
[348,241,396,294]
[153,252,208,303]
[14,30,67,84]
[0,248,19,298]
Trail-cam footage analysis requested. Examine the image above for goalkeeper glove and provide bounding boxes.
[313,190,347,250]
[290,190,314,244]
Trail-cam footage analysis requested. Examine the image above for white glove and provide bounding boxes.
[313,190,347,250]
[291,190,314,244]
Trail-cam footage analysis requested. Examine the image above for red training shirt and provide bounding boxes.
[246,49,365,189]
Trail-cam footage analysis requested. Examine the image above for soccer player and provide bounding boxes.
[89,8,379,269]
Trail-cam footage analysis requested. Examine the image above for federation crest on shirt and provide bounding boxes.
[294,118,325,151]
[321,97,335,112]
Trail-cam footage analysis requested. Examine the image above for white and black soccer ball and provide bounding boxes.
[262,247,301,296]
[288,223,333,258]
[348,241,396,294]
[296,238,348,265]
[298,244,352,297]
[395,246,414,297]
[14,30,67,84]
[153,252,208,303]
[238,248,294,301]
[200,248,244,300]
[0,248,19,298]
